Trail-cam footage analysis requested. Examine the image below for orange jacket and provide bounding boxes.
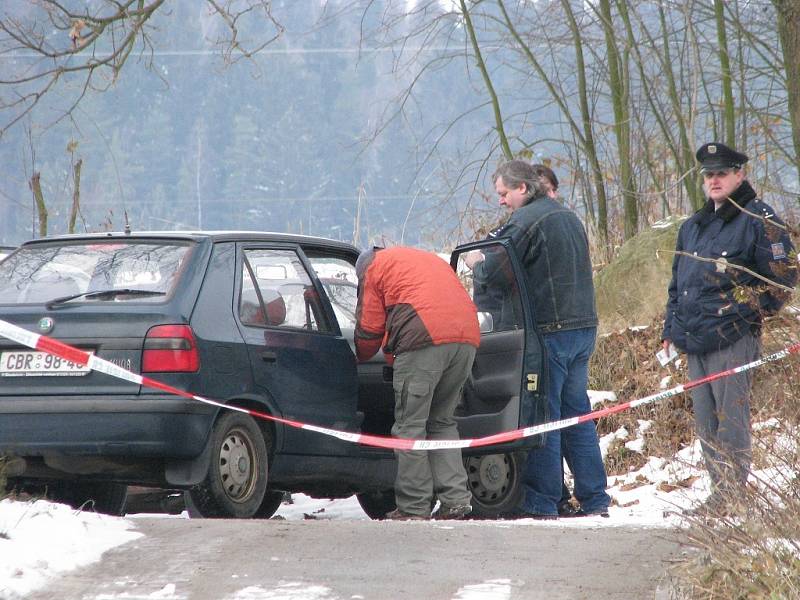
[355,247,480,362]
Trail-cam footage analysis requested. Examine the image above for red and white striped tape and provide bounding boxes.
[0,317,797,451]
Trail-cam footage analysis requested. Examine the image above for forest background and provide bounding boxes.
[1,0,799,254]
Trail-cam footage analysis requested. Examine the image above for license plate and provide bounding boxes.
[0,350,92,377]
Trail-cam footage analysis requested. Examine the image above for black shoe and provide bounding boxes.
[557,500,580,517]
[562,508,610,518]
[501,508,558,521]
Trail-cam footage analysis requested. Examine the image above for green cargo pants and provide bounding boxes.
[391,342,476,516]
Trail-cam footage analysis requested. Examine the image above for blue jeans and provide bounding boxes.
[520,327,610,515]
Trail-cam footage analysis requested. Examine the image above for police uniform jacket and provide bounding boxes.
[473,195,598,334]
[662,181,796,355]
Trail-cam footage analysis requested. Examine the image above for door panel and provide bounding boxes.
[451,240,548,448]
[236,245,360,457]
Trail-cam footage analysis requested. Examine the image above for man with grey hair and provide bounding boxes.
[466,159,610,519]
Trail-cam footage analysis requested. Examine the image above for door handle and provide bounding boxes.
[261,351,277,363]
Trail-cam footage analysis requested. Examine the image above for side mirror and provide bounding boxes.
[477,311,494,334]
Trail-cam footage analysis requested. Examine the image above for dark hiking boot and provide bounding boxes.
[384,508,429,521]
[432,504,472,520]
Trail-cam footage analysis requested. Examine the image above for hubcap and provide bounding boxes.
[218,429,256,502]
[466,453,514,506]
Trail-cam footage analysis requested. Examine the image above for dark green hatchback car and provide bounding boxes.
[0,231,547,518]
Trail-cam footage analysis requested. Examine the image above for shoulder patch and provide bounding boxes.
[771,242,786,260]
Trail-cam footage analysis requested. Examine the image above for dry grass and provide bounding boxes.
[589,317,695,473]
[602,311,800,599]
[590,311,800,472]
[670,430,800,599]
[589,302,800,598]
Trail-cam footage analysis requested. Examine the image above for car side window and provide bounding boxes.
[239,267,268,327]
[307,256,357,331]
[454,243,524,333]
[241,249,331,333]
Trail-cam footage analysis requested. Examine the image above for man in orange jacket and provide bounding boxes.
[355,246,480,520]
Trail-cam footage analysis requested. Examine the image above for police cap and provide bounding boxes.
[695,142,748,173]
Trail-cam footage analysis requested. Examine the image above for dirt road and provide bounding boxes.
[29,517,683,599]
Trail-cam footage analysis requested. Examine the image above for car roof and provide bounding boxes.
[18,231,360,254]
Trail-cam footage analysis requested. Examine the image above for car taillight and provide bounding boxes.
[142,325,200,373]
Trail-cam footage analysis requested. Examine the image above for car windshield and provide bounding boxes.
[0,240,194,305]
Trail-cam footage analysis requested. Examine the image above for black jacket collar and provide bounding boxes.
[695,180,757,225]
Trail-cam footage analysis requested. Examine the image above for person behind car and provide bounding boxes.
[663,142,797,517]
[354,246,480,520]
[465,159,610,519]
[530,164,579,516]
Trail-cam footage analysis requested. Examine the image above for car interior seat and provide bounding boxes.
[262,289,286,326]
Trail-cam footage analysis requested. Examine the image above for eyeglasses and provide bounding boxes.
[702,169,735,179]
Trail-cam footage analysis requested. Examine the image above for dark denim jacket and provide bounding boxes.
[474,196,598,333]
[663,181,797,354]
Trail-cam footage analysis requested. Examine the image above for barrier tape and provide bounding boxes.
[0,317,798,451]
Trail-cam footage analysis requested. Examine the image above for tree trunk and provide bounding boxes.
[30,172,47,237]
[460,0,512,160]
[774,0,800,183]
[714,0,736,144]
[69,159,82,234]
[600,0,637,239]
[561,0,609,249]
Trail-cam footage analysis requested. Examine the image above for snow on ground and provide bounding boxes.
[0,499,142,599]
[0,417,787,598]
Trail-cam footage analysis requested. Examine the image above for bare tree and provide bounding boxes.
[0,0,283,137]
[773,0,800,179]
[713,0,736,145]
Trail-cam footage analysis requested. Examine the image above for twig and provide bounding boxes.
[659,249,796,294]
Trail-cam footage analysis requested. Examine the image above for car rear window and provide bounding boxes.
[0,240,194,305]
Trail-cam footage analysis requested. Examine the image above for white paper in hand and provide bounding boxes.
[656,343,679,367]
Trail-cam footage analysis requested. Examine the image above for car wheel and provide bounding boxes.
[465,452,524,517]
[187,412,269,518]
[253,489,285,519]
[356,489,396,520]
[48,481,128,516]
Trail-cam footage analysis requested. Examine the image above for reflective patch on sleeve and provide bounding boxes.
[771,243,786,260]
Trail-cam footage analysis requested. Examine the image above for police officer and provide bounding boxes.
[663,142,797,516]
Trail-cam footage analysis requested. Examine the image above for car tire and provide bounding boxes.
[356,489,396,520]
[465,451,524,518]
[253,489,285,519]
[187,412,269,518]
[48,481,128,516]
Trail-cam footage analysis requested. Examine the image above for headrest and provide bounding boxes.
[263,290,286,326]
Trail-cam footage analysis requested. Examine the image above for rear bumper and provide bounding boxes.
[0,395,216,459]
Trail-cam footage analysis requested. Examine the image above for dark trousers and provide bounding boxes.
[688,332,759,495]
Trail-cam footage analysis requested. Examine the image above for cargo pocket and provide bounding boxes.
[393,379,432,425]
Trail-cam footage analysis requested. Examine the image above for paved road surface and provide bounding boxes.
[30,518,684,599]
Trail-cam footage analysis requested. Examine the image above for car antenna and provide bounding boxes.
[124,210,131,235]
